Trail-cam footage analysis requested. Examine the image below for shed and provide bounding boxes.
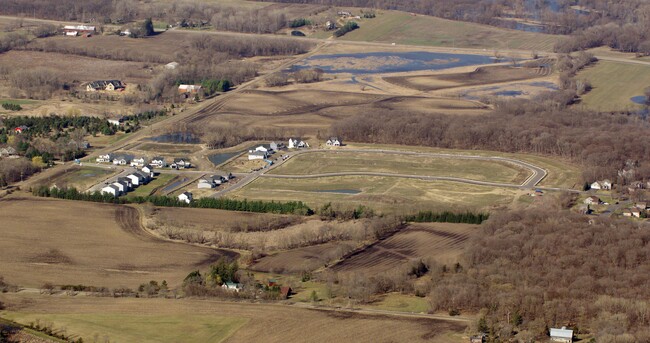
[550,327,573,343]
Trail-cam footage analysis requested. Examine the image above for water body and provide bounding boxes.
[313,189,361,194]
[208,146,255,166]
[291,51,495,74]
[494,90,524,97]
[631,96,648,105]
[163,177,188,192]
[148,132,200,144]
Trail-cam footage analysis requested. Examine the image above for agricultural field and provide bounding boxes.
[576,61,650,112]
[0,197,236,288]
[330,223,476,274]
[0,295,468,343]
[230,176,521,214]
[270,151,531,184]
[339,10,562,52]
[250,241,358,273]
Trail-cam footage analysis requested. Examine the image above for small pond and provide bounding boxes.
[291,51,495,74]
[494,90,524,97]
[312,189,361,194]
[148,132,200,144]
[208,146,255,166]
[163,177,188,192]
[631,95,648,105]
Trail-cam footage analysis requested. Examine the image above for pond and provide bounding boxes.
[312,189,361,194]
[162,177,188,192]
[148,132,200,144]
[290,51,495,74]
[208,146,255,166]
[631,95,648,105]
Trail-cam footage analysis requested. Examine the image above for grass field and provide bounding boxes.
[576,61,650,111]
[0,294,468,343]
[231,175,520,213]
[270,151,530,184]
[370,293,431,313]
[0,197,235,288]
[40,165,117,191]
[126,173,176,198]
[340,11,562,52]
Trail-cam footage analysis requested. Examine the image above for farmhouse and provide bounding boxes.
[101,184,120,197]
[326,137,342,146]
[550,327,573,343]
[178,85,202,94]
[14,125,28,134]
[583,196,600,205]
[178,191,193,204]
[63,25,96,36]
[0,146,17,157]
[130,157,146,167]
[248,151,268,160]
[150,157,167,168]
[288,138,308,149]
[96,153,113,163]
[221,282,242,292]
[86,80,125,92]
[590,180,612,190]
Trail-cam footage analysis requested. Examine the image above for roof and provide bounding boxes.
[64,25,96,31]
[127,173,143,179]
[103,184,119,191]
[249,151,267,156]
[88,80,124,89]
[549,328,573,339]
[178,84,202,90]
[117,177,131,182]
[174,158,189,162]
[180,191,192,197]
[151,156,165,161]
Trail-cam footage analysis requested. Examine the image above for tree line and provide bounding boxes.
[404,211,489,224]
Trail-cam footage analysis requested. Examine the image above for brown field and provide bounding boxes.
[250,241,358,273]
[331,223,477,274]
[0,197,236,288]
[384,65,551,92]
[0,294,468,343]
[0,50,156,85]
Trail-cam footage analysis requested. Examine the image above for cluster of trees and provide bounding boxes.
[428,210,650,342]
[7,67,64,100]
[265,68,324,87]
[0,32,28,53]
[3,115,117,137]
[555,22,650,54]
[289,18,312,28]
[210,7,287,34]
[1,102,21,111]
[199,124,289,150]
[333,21,359,37]
[404,211,489,224]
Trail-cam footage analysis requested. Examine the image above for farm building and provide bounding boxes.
[96,153,113,163]
[590,180,612,190]
[178,85,202,94]
[63,25,96,36]
[165,62,179,70]
[326,137,342,146]
[248,151,268,160]
[178,192,193,204]
[583,196,600,205]
[288,138,308,149]
[86,80,125,92]
[150,157,167,168]
[101,184,120,197]
[0,146,17,157]
[280,286,292,299]
[550,327,573,343]
[221,282,242,292]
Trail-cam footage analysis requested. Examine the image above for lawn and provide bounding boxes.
[270,151,530,184]
[576,61,650,111]
[3,312,247,343]
[340,11,562,52]
[230,175,519,214]
[368,293,431,313]
[126,173,176,198]
[44,165,117,191]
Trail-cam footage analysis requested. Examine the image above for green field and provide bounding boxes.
[577,61,650,111]
[369,293,431,313]
[126,173,176,198]
[340,11,561,51]
[49,166,116,191]
[231,175,519,213]
[3,312,247,343]
[270,151,530,184]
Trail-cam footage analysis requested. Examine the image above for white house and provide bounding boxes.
[221,282,242,292]
[178,191,193,204]
[126,173,145,186]
[255,145,270,153]
[591,180,612,190]
[583,196,600,205]
[150,156,167,168]
[171,158,191,169]
[141,165,154,177]
[101,184,120,197]
[248,151,268,160]
[96,153,113,163]
[130,157,146,167]
[288,138,308,149]
[112,181,128,194]
[107,119,121,126]
[326,137,341,146]
[550,327,573,343]
[117,177,132,189]
[113,156,130,165]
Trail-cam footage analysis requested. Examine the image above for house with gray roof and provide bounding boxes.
[550,327,573,343]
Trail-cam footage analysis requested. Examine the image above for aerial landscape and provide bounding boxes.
[0,0,649,342]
